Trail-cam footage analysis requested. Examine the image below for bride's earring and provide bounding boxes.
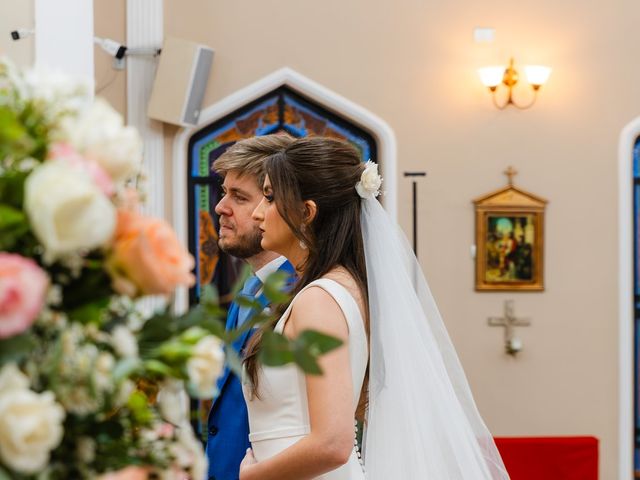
[299,225,308,250]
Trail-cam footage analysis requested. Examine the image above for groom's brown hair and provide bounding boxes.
[212,133,295,185]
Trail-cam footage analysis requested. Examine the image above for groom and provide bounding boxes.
[205,134,295,480]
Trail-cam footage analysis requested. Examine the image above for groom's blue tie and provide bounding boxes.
[236,275,262,328]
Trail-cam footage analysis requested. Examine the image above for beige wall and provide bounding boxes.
[3,0,628,477]
[94,0,126,116]
[0,0,125,112]
[161,1,636,478]
[0,0,34,67]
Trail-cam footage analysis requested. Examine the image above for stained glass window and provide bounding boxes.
[187,86,378,305]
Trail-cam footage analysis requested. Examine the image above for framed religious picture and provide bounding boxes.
[473,167,547,291]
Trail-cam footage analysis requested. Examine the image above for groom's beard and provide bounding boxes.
[218,226,263,259]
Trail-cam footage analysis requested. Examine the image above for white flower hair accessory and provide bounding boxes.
[355,160,383,198]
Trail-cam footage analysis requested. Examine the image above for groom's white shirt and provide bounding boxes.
[255,255,287,288]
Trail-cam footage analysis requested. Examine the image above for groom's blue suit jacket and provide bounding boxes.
[205,260,294,480]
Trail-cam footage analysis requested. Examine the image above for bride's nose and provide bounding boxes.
[252,198,265,221]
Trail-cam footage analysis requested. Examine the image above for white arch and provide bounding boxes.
[172,67,398,313]
[618,116,640,480]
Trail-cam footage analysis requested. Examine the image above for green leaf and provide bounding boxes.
[0,333,36,365]
[292,348,323,375]
[259,331,294,366]
[225,347,244,378]
[262,270,292,304]
[225,311,272,343]
[229,265,252,299]
[234,295,263,310]
[143,359,180,377]
[196,315,226,338]
[256,329,344,375]
[0,203,27,229]
[200,283,219,307]
[294,330,344,356]
[0,465,13,480]
[178,305,225,336]
[180,326,208,344]
[127,390,154,424]
[0,105,33,160]
[61,263,112,310]
[138,311,175,344]
[288,330,343,375]
[113,357,142,382]
[0,170,28,208]
[68,297,110,324]
[0,104,20,129]
[94,418,125,439]
[156,341,193,362]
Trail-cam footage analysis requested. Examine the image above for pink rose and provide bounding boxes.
[0,253,49,338]
[156,422,175,439]
[48,142,115,196]
[108,210,195,297]
[98,466,149,480]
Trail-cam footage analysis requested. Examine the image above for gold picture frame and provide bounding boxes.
[473,171,547,291]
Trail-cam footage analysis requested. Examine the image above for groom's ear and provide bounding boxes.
[302,200,317,225]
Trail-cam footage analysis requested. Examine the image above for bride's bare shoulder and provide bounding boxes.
[286,283,349,338]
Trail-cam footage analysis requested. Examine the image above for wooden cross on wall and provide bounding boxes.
[488,300,531,355]
[504,166,518,186]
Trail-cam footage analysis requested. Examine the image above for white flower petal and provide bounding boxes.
[24,161,116,261]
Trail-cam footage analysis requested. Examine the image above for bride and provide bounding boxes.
[238,136,509,479]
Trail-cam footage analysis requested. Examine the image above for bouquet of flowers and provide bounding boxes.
[0,59,342,480]
[0,57,230,479]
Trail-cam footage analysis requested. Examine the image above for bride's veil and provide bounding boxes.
[360,194,509,479]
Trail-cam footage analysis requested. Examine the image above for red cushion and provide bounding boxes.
[494,436,598,480]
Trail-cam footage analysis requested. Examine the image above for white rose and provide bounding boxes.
[65,98,122,146]
[0,389,65,474]
[23,67,91,120]
[87,125,142,182]
[24,160,116,262]
[111,325,139,358]
[157,379,189,426]
[65,98,142,182]
[355,161,382,198]
[186,336,224,399]
[0,364,30,393]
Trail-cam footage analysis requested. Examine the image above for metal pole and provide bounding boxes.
[412,180,417,255]
[403,172,427,258]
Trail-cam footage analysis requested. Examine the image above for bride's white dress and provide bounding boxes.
[242,278,368,479]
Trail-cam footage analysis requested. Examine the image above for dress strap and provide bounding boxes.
[274,278,365,338]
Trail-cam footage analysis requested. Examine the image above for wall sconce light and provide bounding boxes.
[478,57,551,110]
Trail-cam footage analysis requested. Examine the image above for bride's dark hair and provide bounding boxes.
[244,136,370,421]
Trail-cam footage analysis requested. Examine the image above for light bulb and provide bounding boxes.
[524,65,551,88]
[478,66,506,89]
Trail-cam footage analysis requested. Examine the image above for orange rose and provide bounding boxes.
[108,210,195,297]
